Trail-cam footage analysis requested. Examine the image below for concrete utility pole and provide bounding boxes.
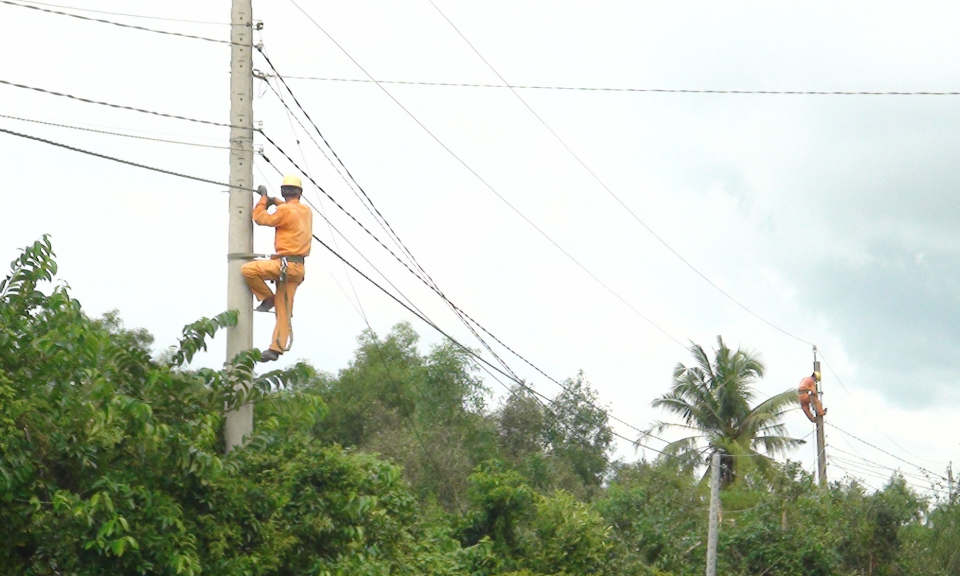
[705,452,720,576]
[224,0,255,452]
[813,346,827,487]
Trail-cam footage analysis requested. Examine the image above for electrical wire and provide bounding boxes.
[256,49,429,285]
[0,113,236,149]
[829,459,881,491]
[254,159,366,320]
[258,42,794,453]
[0,114,479,511]
[828,457,944,495]
[259,55,681,441]
[830,452,935,485]
[830,447,937,483]
[258,56,663,443]
[260,122,667,441]
[255,163,466,513]
[426,0,814,349]
[287,0,685,348]
[307,228,684,462]
[0,111,806,478]
[282,75,960,96]
[261,127,535,414]
[257,53,535,410]
[0,78,244,130]
[818,351,948,466]
[258,151,437,326]
[11,0,233,24]
[269,74,368,312]
[257,74,427,285]
[0,126,255,190]
[828,422,946,481]
[0,0,240,46]
[281,7,949,486]
[255,59,677,453]
[288,1,945,488]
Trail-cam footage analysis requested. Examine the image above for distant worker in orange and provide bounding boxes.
[241,175,313,362]
[798,374,826,422]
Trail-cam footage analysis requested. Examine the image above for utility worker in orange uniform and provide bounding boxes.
[798,374,827,423]
[241,175,313,362]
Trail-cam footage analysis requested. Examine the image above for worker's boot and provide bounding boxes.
[255,296,275,313]
[260,349,280,362]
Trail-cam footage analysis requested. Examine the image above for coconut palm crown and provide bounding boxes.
[646,336,803,486]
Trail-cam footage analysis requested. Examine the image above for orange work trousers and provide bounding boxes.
[241,259,305,353]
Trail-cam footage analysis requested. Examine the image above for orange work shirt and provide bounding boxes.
[253,195,313,256]
[798,376,817,394]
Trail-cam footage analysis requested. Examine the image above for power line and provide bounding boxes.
[420,4,955,488]
[828,456,945,495]
[257,168,465,514]
[261,120,662,441]
[828,422,947,481]
[1,0,239,45]
[0,113,236,149]
[258,154,437,329]
[818,351,948,466]
[256,48,429,286]
[257,72,427,285]
[271,82,372,326]
[281,76,960,97]
[304,224,683,463]
[0,113,773,472]
[288,0,685,348]
[263,131,556,421]
[256,159,367,321]
[1,115,480,504]
[425,0,814,349]
[830,450,936,485]
[256,47,666,444]
[830,446,939,482]
[829,459,882,492]
[257,51,535,405]
[0,126,255,190]
[12,0,233,25]
[0,78,243,130]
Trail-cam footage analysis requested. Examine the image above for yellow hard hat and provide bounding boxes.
[281,174,302,189]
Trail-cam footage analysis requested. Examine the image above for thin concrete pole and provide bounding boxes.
[948,462,954,504]
[224,0,254,452]
[814,350,827,487]
[706,452,720,576]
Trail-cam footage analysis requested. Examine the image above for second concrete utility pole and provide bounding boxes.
[705,451,720,576]
[813,346,827,487]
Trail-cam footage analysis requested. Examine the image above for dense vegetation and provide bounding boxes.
[2,237,958,575]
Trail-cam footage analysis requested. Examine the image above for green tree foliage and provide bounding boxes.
[3,237,960,576]
[0,238,463,575]
[648,336,802,485]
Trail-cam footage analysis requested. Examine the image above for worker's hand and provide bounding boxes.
[256,185,268,196]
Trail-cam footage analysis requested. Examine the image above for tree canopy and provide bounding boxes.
[2,237,959,576]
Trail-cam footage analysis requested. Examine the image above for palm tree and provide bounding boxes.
[646,336,803,486]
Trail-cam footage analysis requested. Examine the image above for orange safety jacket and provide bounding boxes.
[253,195,313,256]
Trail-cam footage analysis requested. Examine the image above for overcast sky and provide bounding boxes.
[2,0,958,494]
